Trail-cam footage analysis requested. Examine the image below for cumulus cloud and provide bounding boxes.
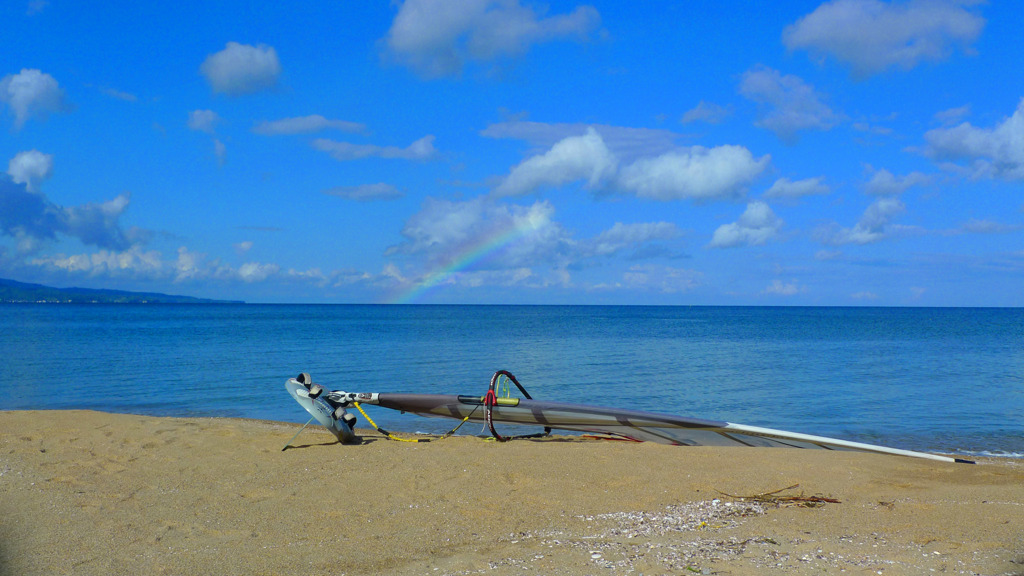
[864,167,931,195]
[708,201,784,248]
[783,0,985,77]
[187,109,221,134]
[200,42,281,96]
[237,261,280,283]
[252,115,365,135]
[815,197,913,245]
[763,176,829,199]
[0,69,70,130]
[387,196,570,270]
[323,183,404,201]
[0,177,137,252]
[618,145,769,202]
[739,66,841,143]
[7,150,53,191]
[494,128,616,197]
[387,193,691,295]
[312,135,438,161]
[922,98,1024,180]
[384,0,601,77]
[485,121,766,202]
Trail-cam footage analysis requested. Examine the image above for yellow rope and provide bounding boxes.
[352,401,471,443]
[439,414,472,439]
[352,401,425,442]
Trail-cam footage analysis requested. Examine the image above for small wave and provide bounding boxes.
[954,449,1024,460]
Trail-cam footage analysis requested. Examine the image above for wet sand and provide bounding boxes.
[1,410,1022,575]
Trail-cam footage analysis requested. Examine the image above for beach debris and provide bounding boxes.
[580,499,768,540]
[716,484,841,508]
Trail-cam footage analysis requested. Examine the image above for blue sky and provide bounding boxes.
[1,0,1022,305]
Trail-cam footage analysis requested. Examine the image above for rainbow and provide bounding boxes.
[390,223,535,304]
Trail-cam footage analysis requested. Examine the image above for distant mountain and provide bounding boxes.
[0,278,244,304]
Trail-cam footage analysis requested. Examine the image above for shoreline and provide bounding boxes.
[2,410,1022,575]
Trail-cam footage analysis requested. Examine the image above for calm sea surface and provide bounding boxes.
[1,305,1021,458]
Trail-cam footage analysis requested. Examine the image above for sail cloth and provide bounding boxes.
[358,391,971,463]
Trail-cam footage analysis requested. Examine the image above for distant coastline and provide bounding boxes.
[0,278,244,304]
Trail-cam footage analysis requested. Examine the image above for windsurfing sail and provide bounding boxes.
[284,370,974,464]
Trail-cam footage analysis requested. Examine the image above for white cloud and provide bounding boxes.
[618,145,769,202]
[213,138,226,166]
[494,127,616,197]
[864,167,931,195]
[387,195,688,291]
[783,0,985,77]
[0,69,69,130]
[30,246,164,278]
[762,279,802,296]
[185,110,226,164]
[26,1,49,15]
[187,109,221,133]
[441,267,534,289]
[481,120,681,161]
[583,222,681,257]
[0,177,137,252]
[21,243,309,288]
[955,218,1021,235]
[708,201,784,248]
[174,247,210,282]
[323,183,404,201]
[384,0,600,77]
[681,100,731,124]
[234,241,253,256]
[922,98,1024,180]
[387,196,570,269]
[312,135,438,161]
[852,121,894,136]
[816,197,912,245]
[935,104,971,126]
[618,264,703,293]
[484,121,766,201]
[763,176,829,199]
[7,150,53,191]
[238,262,280,283]
[200,42,281,96]
[739,66,841,142]
[253,115,365,135]
[99,87,137,102]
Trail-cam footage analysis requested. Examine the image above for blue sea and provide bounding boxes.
[1,304,1021,459]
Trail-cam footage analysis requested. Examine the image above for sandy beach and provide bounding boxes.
[1,410,1021,575]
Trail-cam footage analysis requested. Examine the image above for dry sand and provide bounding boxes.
[1,410,1022,575]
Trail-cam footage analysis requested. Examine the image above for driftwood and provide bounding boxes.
[716,484,841,508]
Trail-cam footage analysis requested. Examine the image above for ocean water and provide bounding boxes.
[1,304,1021,458]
